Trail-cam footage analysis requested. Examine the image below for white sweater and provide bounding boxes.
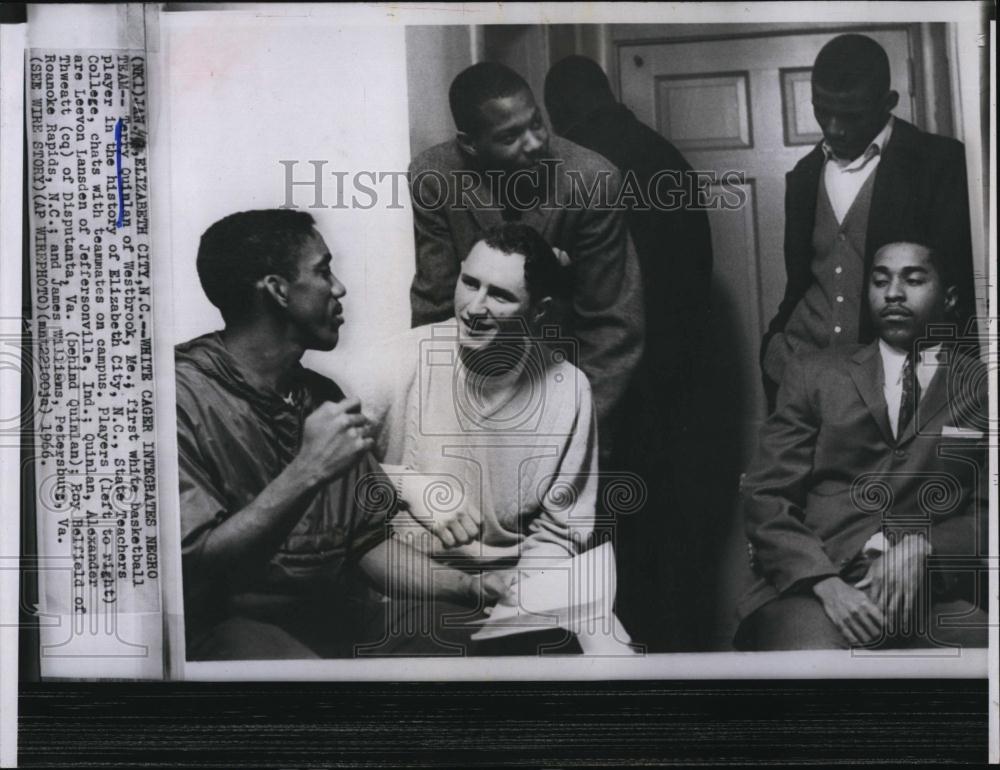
[355,320,598,568]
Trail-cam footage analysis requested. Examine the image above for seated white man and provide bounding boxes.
[359,223,622,654]
[176,209,507,660]
[736,241,987,651]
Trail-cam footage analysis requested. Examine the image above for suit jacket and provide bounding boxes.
[407,136,645,443]
[738,340,987,624]
[761,119,975,386]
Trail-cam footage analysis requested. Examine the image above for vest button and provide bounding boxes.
[894,449,906,458]
[838,233,847,241]
[834,326,842,334]
[835,266,843,274]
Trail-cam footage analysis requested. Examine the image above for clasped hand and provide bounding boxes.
[813,534,931,645]
[399,474,483,548]
[294,397,375,484]
[854,533,931,630]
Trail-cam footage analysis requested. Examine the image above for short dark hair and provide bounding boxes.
[196,209,317,321]
[543,55,614,134]
[872,241,959,290]
[545,54,612,104]
[472,222,565,304]
[925,246,958,291]
[812,34,891,96]
[449,62,531,136]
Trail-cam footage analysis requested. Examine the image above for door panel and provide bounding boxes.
[656,72,753,150]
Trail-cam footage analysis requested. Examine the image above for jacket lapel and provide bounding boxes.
[465,171,557,235]
[464,170,504,232]
[866,119,918,263]
[787,145,824,247]
[520,202,553,234]
[848,341,894,445]
[895,343,961,446]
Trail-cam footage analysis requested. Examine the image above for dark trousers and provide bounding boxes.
[742,594,987,651]
[188,596,585,661]
[188,595,477,661]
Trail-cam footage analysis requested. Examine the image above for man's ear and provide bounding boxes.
[943,285,958,317]
[532,296,552,325]
[260,274,290,308]
[883,89,899,114]
[456,131,479,159]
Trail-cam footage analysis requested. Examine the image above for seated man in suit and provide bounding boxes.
[737,241,987,651]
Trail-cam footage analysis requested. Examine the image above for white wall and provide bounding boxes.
[156,11,415,384]
[405,25,473,158]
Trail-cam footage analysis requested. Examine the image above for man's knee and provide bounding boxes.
[352,597,479,657]
[741,595,849,651]
[917,600,988,650]
[188,616,320,661]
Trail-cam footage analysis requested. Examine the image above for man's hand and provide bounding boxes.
[429,508,481,548]
[400,474,481,548]
[855,534,931,629]
[193,397,374,577]
[291,397,374,486]
[360,539,516,610]
[812,576,885,646]
[484,569,518,606]
[463,569,517,610]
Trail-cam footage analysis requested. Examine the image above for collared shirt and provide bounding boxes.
[823,116,894,224]
[879,338,942,438]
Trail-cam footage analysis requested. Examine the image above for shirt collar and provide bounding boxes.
[878,338,942,383]
[823,115,894,170]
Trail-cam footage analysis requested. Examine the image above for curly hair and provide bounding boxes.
[473,222,567,304]
[196,209,317,321]
[449,62,531,137]
[812,34,891,96]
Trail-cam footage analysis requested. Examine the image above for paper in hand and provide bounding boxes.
[471,542,618,641]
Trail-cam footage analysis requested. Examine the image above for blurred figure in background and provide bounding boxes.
[545,55,714,651]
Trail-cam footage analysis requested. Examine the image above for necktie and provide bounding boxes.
[896,354,920,435]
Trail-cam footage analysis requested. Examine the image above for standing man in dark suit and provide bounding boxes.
[761,34,975,410]
[544,55,714,650]
[738,242,987,650]
[408,62,644,464]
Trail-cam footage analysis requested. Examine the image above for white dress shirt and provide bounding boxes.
[823,116,895,224]
[879,338,942,439]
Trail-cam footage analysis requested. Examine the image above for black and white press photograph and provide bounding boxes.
[154,8,993,667]
[2,1,995,766]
